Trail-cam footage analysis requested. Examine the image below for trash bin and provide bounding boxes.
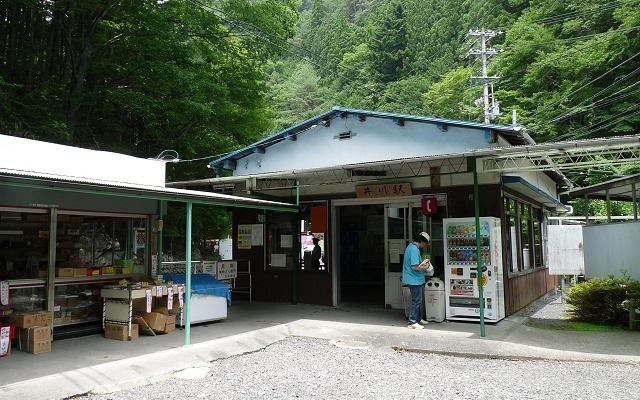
[402,285,410,318]
[424,277,445,322]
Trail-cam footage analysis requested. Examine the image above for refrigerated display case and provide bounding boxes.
[444,217,505,322]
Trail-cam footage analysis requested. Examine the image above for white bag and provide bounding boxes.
[420,258,435,277]
[425,263,435,277]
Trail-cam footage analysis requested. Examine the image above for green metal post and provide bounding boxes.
[292,181,300,305]
[470,157,485,337]
[157,201,164,274]
[184,202,192,346]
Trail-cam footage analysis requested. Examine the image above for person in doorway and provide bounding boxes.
[311,237,322,270]
[402,232,432,330]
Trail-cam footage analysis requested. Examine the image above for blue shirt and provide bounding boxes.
[402,242,425,285]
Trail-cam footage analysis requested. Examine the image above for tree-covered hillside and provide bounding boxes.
[267,0,640,149]
[0,0,300,181]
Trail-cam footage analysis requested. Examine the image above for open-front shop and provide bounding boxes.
[0,134,297,357]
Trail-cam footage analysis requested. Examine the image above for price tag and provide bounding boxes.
[145,289,152,313]
[167,286,174,310]
[0,281,9,306]
[178,286,184,308]
[155,285,163,298]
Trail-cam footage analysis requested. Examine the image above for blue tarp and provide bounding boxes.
[164,273,231,305]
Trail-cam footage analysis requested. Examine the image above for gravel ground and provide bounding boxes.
[78,336,639,400]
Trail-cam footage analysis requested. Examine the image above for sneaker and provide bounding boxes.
[419,319,429,325]
[407,323,424,330]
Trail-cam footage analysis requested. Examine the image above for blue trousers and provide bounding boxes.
[408,284,424,325]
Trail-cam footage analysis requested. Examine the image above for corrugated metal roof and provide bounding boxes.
[567,173,640,202]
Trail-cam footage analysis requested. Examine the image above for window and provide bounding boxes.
[503,197,544,273]
[266,212,295,270]
[299,202,328,271]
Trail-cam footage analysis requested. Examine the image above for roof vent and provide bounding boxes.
[334,131,356,140]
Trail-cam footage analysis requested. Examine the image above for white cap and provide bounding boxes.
[420,232,430,242]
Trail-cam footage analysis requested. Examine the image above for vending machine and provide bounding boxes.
[443,217,505,322]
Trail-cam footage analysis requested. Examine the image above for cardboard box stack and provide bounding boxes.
[9,311,52,354]
[104,323,139,341]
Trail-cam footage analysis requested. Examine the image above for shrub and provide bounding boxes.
[565,277,631,326]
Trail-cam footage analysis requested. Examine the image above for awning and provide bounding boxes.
[0,174,298,212]
[567,173,640,202]
[502,176,570,212]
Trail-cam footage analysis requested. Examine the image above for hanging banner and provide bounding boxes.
[0,326,10,357]
[178,286,184,308]
[167,286,174,310]
[0,281,9,306]
[151,253,158,277]
[145,289,153,312]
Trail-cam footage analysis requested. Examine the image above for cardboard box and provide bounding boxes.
[17,339,51,354]
[74,268,87,277]
[104,323,139,341]
[56,268,74,277]
[163,314,176,333]
[32,270,48,278]
[17,326,51,342]
[10,311,52,329]
[136,312,166,333]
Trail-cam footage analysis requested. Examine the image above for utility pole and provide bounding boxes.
[467,29,503,123]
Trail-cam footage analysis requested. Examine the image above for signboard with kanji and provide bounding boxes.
[355,183,412,198]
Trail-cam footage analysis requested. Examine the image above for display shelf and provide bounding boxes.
[101,285,184,340]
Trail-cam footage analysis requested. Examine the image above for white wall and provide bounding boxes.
[583,220,640,279]
[237,116,499,175]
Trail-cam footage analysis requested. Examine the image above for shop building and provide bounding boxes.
[171,107,571,318]
[0,134,296,340]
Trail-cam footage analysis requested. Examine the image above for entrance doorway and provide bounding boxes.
[337,204,385,307]
[335,196,446,308]
[384,199,447,309]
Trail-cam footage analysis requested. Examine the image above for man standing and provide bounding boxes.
[402,232,431,330]
[311,237,322,270]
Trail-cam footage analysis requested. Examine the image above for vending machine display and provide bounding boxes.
[444,217,505,322]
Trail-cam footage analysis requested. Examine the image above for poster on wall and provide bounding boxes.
[251,224,264,246]
[281,234,292,248]
[238,224,252,249]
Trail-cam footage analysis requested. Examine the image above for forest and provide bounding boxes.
[1,0,639,239]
